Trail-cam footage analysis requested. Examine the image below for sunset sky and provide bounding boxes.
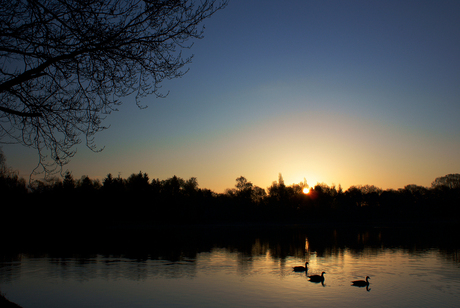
[4,0,460,193]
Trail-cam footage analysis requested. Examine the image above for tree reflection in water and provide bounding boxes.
[1,224,460,308]
[2,224,459,277]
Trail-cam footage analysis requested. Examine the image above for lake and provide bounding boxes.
[1,224,459,308]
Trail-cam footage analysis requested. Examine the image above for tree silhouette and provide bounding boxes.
[267,173,289,202]
[2,149,460,227]
[0,148,27,197]
[0,0,227,174]
[431,174,460,189]
[183,177,199,197]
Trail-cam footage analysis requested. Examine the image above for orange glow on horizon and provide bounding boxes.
[302,187,309,194]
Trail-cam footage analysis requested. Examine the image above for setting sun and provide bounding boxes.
[302,187,309,194]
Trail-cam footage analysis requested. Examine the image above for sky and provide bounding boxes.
[3,0,460,193]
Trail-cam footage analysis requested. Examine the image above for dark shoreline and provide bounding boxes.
[0,293,22,308]
[3,220,458,251]
[89,219,460,233]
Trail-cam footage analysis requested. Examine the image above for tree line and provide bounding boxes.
[2,150,460,229]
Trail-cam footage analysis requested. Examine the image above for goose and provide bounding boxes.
[308,271,326,282]
[293,262,309,272]
[351,276,370,286]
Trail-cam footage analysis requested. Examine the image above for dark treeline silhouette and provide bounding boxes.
[2,154,460,230]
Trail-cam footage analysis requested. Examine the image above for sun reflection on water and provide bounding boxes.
[1,226,459,308]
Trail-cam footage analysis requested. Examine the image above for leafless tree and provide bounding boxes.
[431,174,460,189]
[0,0,227,175]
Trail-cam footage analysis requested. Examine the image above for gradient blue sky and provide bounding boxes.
[4,0,460,193]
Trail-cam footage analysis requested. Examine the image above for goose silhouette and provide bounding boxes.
[351,276,370,287]
[293,262,308,272]
[308,271,326,282]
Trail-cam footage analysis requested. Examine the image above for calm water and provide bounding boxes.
[1,225,459,308]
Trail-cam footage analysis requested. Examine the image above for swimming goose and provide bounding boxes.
[351,276,370,286]
[308,271,326,282]
[293,262,309,272]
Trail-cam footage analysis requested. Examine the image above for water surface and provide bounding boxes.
[1,225,459,307]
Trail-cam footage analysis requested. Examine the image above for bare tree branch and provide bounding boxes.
[0,0,227,176]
